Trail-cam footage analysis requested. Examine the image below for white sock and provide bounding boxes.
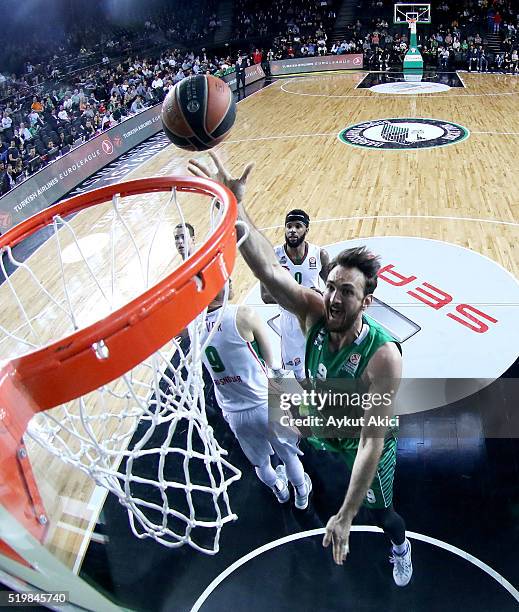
[283,454,306,492]
[392,539,408,555]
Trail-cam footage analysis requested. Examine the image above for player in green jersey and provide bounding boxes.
[188,152,413,587]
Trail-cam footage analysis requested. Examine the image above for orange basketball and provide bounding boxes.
[161,75,237,151]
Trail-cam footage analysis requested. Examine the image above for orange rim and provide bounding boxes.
[0,176,238,411]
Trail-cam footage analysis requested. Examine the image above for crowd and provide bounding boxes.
[0,45,238,195]
[233,0,337,61]
[233,0,337,41]
[2,0,519,195]
[354,0,519,71]
[263,0,519,72]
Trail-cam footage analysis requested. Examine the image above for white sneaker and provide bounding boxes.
[294,473,312,510]
[390,538,413,587]
[272,465,290,503]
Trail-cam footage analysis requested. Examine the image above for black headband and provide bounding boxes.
[285,210,310,227]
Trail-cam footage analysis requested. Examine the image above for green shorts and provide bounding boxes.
[307,434,398,509]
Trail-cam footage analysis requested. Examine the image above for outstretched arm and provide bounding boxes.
[188,152,324,332]
[322,342,402,565]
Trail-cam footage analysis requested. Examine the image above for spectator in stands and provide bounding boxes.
[468,45,479,71]
[30,97,43,114]
[478,46,488,72]
[439,47,450,70]
[101,110,112,130]
[92,113,102,133]
[63,95,73,112]
[173,67,186,83]
[82,103,95,121]
[56,130,68,152]
[1,163,15,194]
[57,105,70,123]
[7,140,19,166]
[27,108,43,129]
[493,12,502,33]
[151,73,164,96]
[84,118,95,139]
[234,55,247,100]
[23,145,41,173]
[13,158,24,183]
[130,95,145,114]
[511,49,519,74]
[252,48,262,64]
[0,140,8,163]
[1,112,13,135]
[317,36,327,56]
[46,139,58,161]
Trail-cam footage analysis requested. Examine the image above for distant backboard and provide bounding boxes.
[394,3,431,24]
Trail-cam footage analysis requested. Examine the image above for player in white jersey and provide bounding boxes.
[174,222,196,259]
[201,286,312,509]
[261,209,329,379]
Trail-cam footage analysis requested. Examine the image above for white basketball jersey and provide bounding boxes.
[201,305,267,412]
[273,243,323,311]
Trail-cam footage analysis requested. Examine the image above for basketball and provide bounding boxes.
[161,75,237,151]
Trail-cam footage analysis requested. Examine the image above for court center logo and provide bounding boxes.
[338,118,469,150]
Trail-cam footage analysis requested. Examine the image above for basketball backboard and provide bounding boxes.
[394,3,431,24]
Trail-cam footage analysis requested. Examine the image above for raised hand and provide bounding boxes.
[188,151,253,204]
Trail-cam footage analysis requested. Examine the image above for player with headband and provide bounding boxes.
[261,209,329,380]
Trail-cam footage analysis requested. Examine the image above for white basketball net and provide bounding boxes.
[0,184,242,555]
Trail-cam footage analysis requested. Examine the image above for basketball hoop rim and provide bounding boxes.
[0,176,238,412]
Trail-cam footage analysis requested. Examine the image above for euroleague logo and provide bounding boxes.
[0,210,12,229]
[101,139,114,155]
[187,100,201,113]
[369,82,451,95]
[338,118,469,150]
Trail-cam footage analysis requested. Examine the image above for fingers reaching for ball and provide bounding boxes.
[187,157,214,180]
[188,151,254,205]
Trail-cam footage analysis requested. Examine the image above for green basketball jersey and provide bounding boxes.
[304,314,400,452]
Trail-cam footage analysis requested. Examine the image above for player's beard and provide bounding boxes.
[285,233,306,248]
[326,303,364,334]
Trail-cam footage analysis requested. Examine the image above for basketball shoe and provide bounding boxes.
[390,538,413,586]
[272,465,290,503]
[294,473,312,510]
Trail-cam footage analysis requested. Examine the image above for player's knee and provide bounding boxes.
[369,505,394,528]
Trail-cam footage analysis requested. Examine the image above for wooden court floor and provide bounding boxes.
[1,71,518,591]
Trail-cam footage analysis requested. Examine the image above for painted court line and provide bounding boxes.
[279,77,519,99]
[191,527,519,611]
[73,485,108,575]
[259,214,519,232]
[224,129,519,146]
[224,131,338,144]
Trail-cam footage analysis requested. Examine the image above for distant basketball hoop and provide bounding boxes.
[394,3,431,74]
